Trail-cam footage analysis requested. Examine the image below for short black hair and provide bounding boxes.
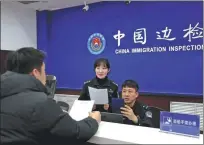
[122,80,139,92]
[7,47,45,74]
[94,58,110,69]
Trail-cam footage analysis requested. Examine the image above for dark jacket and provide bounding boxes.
[123,101,153,127]
[78,77,119,112]
[0,71,98,145]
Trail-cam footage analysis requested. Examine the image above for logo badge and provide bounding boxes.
[145,111,153,118]
[163,116,172,126]
[87,33,106,55]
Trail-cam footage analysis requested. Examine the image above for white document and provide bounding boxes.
[88,87,109,105]
[69,100,94,121]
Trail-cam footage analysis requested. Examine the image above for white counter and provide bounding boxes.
[88,121,203,144]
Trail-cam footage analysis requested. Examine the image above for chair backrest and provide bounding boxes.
[101,112,123,123]
[46,75,57,98]
[148,106,165,128]
[57,101,69,111]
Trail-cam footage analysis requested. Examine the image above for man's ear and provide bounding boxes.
[135,92,139,98]
[30,68,39,77]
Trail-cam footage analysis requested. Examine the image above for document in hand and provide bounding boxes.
[88,87,109,105]
[69,100,94,121]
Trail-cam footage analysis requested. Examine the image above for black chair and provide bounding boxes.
[148,106,165,128]
[57,101,69,112]
[46,75,70,112]
[101,112,123,123]
[46,75,57,98]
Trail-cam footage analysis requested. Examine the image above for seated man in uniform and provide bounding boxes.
[120,80,153,127]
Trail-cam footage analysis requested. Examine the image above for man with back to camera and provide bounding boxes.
[120,80,153,127]
[0,47,101,145]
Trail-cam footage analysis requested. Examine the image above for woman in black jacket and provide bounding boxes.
[78,58,119,112]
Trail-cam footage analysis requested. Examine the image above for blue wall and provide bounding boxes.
[37,1,203,96]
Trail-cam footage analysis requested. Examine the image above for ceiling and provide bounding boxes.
[3,0,177,11]
[8,0,102,11]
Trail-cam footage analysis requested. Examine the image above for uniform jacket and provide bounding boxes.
[123,101,153,127]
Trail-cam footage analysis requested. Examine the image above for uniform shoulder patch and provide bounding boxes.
[84,80,91,84]
[145,111,152,118]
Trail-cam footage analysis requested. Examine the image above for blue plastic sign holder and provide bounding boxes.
[160,111,200,138]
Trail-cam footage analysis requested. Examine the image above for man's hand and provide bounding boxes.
[103,104,109,110]
[121,105,138,123]
[89,111,101,123]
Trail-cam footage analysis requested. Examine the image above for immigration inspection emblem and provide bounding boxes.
[87,33,106,55]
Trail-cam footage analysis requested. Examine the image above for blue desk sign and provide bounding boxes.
[160,111,200,138]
